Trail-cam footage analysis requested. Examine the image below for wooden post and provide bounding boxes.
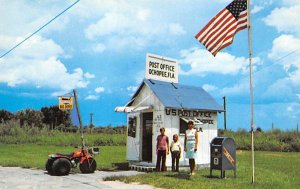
[73,89,84,149]
[223,96,227,130]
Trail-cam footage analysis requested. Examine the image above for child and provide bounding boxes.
[170,134,181,172]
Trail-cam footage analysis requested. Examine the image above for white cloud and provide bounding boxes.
[127,85,138,97]
[84,72,95,79]
[127,86,138,92]
[221,82,249,96]
[262,78,295,100]
[92,43,106,53]
[282,0,300,6]
[85,95,99,100]
[169,23,186,35]
[268,35,300,68]
[264,5,300,36]
[95,87,105,93]
[268,34,300,86]
[0,35,63,59]
[85,12,131,40]
[0,35,92,92]
[83,1,192,51]
[202,84,218,92]
[252,6,264,14]
[0,1,70,37]
[179,47,260,76]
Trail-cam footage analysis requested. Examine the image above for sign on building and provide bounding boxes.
[59,96,73,110]
[145,53,178,83]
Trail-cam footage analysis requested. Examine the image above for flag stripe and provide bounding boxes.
[203,12,235,46]
[208,24,237,54]
[195,0,247,56]
[208,10,247,53]
[195,8,228,40]
[206,17,237,49]
[197,10,231,43]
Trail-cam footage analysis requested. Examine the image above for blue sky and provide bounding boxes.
[0,0,299,131]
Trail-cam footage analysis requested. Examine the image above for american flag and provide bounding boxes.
[195,0,247,56]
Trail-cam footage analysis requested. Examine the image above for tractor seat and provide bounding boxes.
[56,153,74,157]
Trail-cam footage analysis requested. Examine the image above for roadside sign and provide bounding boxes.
[145,53,178,83]
[59,96,73,110]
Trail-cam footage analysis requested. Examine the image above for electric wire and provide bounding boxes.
[0,0,80,59]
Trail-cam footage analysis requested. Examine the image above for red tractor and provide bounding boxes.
[46,147,99,176]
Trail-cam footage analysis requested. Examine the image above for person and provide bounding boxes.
[170,134,181,172]
[184,120,198,175]
[156,127,170,172]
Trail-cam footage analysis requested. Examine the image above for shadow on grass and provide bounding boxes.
[165,172,192,180]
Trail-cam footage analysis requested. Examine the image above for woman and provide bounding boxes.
[184,120,198,175]
[156,127,170,172]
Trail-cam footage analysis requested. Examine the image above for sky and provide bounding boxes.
[0,0,300,131]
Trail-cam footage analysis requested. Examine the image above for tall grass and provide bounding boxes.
[1,121,299,151]
[219,129,300,152]
[0,121,126,146]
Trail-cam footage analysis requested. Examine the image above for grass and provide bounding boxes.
[107,151,300,189]
[0,144,299,188]
[0,144,127,170]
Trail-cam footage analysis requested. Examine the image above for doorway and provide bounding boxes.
[142,112,153,162]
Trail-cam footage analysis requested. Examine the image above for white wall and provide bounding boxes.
[127,112,140,161]
[126,83,219,167]
[164,112,218,167]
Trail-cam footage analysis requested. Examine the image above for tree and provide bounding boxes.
[41,106,72,130]
[256,127,263,133]
[0,109,14,123]
[15,109,44,128]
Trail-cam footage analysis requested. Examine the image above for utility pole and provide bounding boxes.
[272,122,274,131]
[90,113,94,134]
[297,123,298,133]
[223,96,227,130]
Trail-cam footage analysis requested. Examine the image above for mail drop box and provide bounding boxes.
[210,137,236,178]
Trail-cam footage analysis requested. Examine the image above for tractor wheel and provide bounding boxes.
[45,158,55,175]
[52,158,71,176]
[79,158,97,174]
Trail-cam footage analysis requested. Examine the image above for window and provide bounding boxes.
[128,116,137,137]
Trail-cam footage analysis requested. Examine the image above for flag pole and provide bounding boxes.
[247,0,255,183]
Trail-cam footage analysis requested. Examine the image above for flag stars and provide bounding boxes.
[227,0,247,20]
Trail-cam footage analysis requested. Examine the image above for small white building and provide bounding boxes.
[116,79,224,169]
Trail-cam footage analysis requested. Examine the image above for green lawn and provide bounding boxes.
[0,145,299,189]
[108,151,300,189]
[0,144,126,170]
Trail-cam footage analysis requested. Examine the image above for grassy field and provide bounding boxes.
[0,144,126,170]
[0,144,299,189]
[107,151,300,189]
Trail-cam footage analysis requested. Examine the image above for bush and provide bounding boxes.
[218,129,300,152]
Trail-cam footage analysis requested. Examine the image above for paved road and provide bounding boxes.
[0,167,156,189]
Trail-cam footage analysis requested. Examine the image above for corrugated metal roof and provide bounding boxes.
[129,79,224,112]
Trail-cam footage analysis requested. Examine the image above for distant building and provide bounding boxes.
[115,79,223,169]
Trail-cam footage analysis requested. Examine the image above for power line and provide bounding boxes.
[252,48,300,76]
[0,0,80,59]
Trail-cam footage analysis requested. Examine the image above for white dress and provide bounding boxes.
[185,128,197,159]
